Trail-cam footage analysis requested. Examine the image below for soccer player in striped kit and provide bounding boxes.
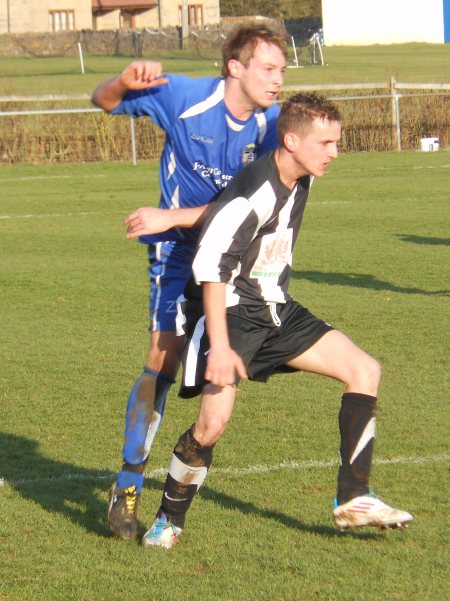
[141,93,413,548]
[92,24,288,540]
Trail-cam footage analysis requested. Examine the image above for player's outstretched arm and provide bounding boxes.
[203,282,247,387]
[92,61,169,112]
[124,205,210,238]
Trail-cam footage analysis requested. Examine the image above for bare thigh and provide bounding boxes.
[286,330,381,395]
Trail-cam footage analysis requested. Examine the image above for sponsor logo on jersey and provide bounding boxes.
[242,143,257,166]
[251,230,293,279]
[192,161,233,188]
[190,133,214,144]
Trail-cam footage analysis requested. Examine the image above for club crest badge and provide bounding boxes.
[242,144,257,166]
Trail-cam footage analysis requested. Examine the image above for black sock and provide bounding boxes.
[337,393,376,505]
[159,425,214,528]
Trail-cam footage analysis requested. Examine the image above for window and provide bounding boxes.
[179,4,204,27]
[188,5,203,26]
[49,10,75,32]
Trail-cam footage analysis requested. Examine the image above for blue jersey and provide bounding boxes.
[111,74,280,246]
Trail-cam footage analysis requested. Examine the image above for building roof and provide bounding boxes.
[92,0,157,11]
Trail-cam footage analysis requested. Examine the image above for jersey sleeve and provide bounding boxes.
[192,197,258,285]
[109,74,193,131]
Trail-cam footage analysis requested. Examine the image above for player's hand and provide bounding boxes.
[124,207,173,238]
[205,346,248,388]
[119,61,168,90]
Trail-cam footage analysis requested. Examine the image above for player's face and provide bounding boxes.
[292,118,341,177]
[238,41,286,108]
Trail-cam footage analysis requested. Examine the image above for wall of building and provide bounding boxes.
[49,0,93,30]
[0,0,92,34]
[158,0,220,28]
[322,0,447,45]
[93,10,121,31]
[134,9,160,29]
[2,0,38,33]
[202,0,221,25]
[0,18,283,57]
[0,1,220,34]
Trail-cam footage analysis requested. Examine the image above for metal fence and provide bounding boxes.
[0,80,449,164]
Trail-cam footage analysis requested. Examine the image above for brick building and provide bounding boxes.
[0,0,220,33]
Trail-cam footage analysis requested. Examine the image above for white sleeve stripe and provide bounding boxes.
[179,80,225,119]
[254,110,268,144]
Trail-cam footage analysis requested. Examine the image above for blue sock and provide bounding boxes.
[117,471,145,492]
[118,367,174,494]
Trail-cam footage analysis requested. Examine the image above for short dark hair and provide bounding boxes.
[221,24,288,77]
[277,93,342,143]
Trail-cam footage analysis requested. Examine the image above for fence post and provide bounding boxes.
[181,0,189,49]
[390,75,402,151]
[77,42,85,75]
[130,116,137,165]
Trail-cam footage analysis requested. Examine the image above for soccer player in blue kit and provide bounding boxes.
[92,25,288,540]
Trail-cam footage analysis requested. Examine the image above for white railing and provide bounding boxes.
[1,79,448,162]
[283,78,450,153]
[0,102,139,164]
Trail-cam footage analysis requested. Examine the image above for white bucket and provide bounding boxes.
[420,137,439,152]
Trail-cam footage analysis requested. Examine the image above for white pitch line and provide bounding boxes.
[0,196,425,219]
[0,202,352,221]
[339,163,450,174]
[413,163,450,170]
[0,196,425,220]
[0,174,107,183]
[0,453,447,489]
[308,201,352,206]
[0,210,126,220]
[1,163,448,185]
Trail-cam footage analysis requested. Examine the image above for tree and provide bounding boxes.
[220,0,322,19]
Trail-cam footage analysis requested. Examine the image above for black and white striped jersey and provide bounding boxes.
[192,151,311,306]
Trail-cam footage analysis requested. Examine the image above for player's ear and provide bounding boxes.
[284,132,298,151]
[228,59,241,78]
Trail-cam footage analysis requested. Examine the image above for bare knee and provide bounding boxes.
[146,332,184,376]
[146,348,180,375]
[193,416,229,447]
[368,356,382,389]
[193,384,232,445]
[347,355,381,396]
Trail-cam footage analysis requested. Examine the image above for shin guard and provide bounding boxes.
[337,393,377,505]
[118,367,175,493]
[159,426,213,528]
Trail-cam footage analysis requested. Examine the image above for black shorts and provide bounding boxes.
[178,299,333,398]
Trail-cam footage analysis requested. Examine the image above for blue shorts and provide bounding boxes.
[147,241,196,332]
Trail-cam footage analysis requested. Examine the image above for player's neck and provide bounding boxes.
[223,79,254,121]
[275,148,306,190]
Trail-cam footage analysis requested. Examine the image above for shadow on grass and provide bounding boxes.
[198,486,381,541]
[395,234,450,246]
[0,431,158,538]
[292,270,449,297]
[0,432,380,542]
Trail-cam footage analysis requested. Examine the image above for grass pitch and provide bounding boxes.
[1,43,450,96]
[0,151,449,600]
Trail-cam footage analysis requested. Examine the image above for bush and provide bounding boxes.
[0,92,448,163]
